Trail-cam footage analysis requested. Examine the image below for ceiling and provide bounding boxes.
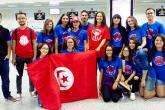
[0,0,164,8]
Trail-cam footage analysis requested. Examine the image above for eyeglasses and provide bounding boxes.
[146,12,154,15]
[113,17,120,19]
[41,47,49,50]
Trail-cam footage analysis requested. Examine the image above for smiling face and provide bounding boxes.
[129,39,136,49]
[122,47,129,57]
[155,36,164,50]
[146,9,155,22]
[96,12,103,25]
[62,15,69,26]
[106,46,113,57]
[113,16,120,26]
[46,21,53,32]
[67,38,74,50]
[81,12,89,23]
[40,44,49,57]
[127,17,135,29]
[73,21,80,29]
[17,14,27,26]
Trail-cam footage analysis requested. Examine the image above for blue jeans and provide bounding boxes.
[0,59,11,98]
[133,48,149,70]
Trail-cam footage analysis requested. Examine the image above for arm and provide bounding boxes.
[32,39,37,60]
[112,69,122,90]
[84,40,87,52]
[99,69,103,97]
[125,71,136,84]
[4,41,11,60]
[12,40,16,64]
[55,38,58,54]
[141,70,148,87]
[96,38,106,52]
[138,37,146,49]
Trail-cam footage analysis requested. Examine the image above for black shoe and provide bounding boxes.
[6,96,17,102]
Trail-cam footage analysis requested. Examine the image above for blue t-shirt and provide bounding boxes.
[127,27,147,44]
[60,49,79,53]
[110,27,123,47]
[99,57,122,81]
[142,21,165,49]
[68,29,88,51]
[37,32,54,47]
[81,22,92,30]
[123,60,135,77]
[54,24,68,46]
[152,51,165,81]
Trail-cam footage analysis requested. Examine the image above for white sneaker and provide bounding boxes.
[16,93,21,101]
[130,93,136,101]
[30,91,37,98]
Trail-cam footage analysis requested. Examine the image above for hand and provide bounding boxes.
[4,55,9,60]
[95,47,101,52]
[137,46,143,49]
[140,79,145,87]
[112,81,118,90]
[12,57,16,65]
[125,80,128,85]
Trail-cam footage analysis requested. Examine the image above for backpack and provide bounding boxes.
[13,28,33,49]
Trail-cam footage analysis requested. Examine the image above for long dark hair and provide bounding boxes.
[128,37,140,60]
[62,36,77,50]
[150,34,165,60]
[110,14,126,44]
[93,11,108,29]
[37,43,51,57]
[104,45,117,61]
[121,46,131,61]
[126,16,139,32]
[56,13,70,28]
[41,19,54,35]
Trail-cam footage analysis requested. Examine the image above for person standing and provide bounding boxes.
[0,13,16,102]
[87,11,110,63]
[80,10,92,30]
[12,12,37,101]
[142,8,165,51]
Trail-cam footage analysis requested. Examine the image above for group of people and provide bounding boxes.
[0,7,165,108]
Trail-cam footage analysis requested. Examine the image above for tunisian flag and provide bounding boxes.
[27,51,98,109]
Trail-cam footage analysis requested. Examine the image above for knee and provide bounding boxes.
[103,97,111,102]
[156,92,165,98]
[134,76,139,80]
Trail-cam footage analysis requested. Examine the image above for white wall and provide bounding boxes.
[0,1,110,32]
[134,3,165,27]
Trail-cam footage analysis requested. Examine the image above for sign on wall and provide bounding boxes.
[88,11,97,19]
[67,11,78,19]
[34,12,45,20]
[156,8,165,16]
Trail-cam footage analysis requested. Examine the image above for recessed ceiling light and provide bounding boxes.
[34,4,42,7]
[23,2,35,4]
[8,5,16,7]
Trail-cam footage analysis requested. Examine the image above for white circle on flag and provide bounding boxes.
[54,67,74,91]
[19,35,29,46]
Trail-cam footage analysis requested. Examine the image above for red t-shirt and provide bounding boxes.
[87,25,110,57]
[12,27,36,58]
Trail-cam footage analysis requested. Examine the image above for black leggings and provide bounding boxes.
[101,85,122,103]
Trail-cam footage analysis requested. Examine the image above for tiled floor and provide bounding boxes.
[0,62,164,110]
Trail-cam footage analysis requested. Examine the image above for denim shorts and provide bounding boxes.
[145,76,156,91]
[156,79,165,86]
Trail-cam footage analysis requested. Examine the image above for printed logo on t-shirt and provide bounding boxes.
[154,56,164,66]
[19,35,29,46]
[125,65,132,75]
[129,34,137,39]
[46,39,53,47]
[147,29,154,39]
[92,29,102,41]
[113,32,122,42]
[106,65,115,75]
